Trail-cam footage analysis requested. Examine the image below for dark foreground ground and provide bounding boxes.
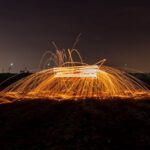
[0,99,150,150]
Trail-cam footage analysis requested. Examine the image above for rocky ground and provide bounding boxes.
[0,99,150,150]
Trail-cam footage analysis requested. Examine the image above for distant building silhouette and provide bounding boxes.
[20,67,30,73]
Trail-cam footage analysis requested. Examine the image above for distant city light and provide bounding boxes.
[10,62,14,66]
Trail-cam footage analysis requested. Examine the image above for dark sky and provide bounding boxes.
[0,0,150,72]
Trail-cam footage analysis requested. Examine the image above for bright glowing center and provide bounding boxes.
[53,65,99,78]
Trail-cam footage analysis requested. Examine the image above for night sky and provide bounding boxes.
[0,0,150,72]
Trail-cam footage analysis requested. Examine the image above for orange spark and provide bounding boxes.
[0,49,149,101]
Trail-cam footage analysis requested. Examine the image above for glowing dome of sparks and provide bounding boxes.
[0,49,149,100]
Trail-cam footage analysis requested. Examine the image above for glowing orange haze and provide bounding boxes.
[0,49,149,101]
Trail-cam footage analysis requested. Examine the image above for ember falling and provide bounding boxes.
[1,49,149,101]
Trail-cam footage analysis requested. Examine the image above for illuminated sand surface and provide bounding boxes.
[0,49,149,101]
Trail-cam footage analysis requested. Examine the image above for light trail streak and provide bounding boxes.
[0,49,149,101]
